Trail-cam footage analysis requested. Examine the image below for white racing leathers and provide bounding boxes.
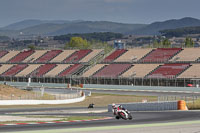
[112,106,128,119]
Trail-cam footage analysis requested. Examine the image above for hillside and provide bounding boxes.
[160,26,200,37]
[130,17,200,35]
[19,21,146,36]
[1,17,200,37]
[1,19,82,30]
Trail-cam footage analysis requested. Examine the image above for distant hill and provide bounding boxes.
[1,19,82,30]
[19,21,146,36]
[1,17,200,37]
[160,26,200,37]
[130,17,200,35]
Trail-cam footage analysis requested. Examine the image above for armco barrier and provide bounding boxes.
[83,84,200,93]
[108,101,178,112]
[0,95,85,105]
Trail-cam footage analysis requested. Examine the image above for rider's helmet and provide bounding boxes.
[119,105,122,109]
[112,103,116,108]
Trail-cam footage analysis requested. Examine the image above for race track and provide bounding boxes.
[1,107,200,132]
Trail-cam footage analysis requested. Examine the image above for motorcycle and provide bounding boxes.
[114,109,132,120]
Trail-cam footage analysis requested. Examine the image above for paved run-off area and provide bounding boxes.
[6,120,200,133]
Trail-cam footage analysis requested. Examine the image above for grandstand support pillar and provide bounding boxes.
[184,78,186,87]
[158,78,159,86]
[175,79,177,87]
[142,78,143,86]
[150,78,151,86]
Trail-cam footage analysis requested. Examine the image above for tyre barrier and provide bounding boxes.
[178,100,188,110]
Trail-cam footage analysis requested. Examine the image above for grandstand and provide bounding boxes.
[0,48,200,87]
[1,64,28,77]
[0,51,20,62]
[58,64,83,77]
[63,49,92,63]
[45,64,71,77]
[122,64,160,78]
[9,50,35,63]
[93,64,132,78]
[0,51,8,58]
[29,64,57,77]
[178,64,200,78]
[140,48,182,62]
[34,50,62,63]
[147,63,190,78]
[50,50,75,63]
[15,64,41,77]
[170,48,200,62]
[103,49,127,62]
[114,48,152,62]
[23,50,48,63]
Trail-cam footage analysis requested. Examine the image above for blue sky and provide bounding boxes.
[0,0,199,27]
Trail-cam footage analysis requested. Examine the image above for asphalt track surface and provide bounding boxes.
[1,106,200,132]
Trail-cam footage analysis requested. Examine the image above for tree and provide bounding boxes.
[185,37,194,47]
[162,38,171,48]
[28,44,36,50]
[152,40,160,48]
[65,37,90,49]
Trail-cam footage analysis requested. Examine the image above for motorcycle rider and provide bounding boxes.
[112,103,128,119]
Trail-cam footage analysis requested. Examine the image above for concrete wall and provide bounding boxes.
[108,101,178,112]
[0,95,85,105]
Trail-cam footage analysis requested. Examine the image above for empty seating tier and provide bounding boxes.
[122,64,160,78]
[15,64,41,77]
[141,48,182,62]
[63,49,92,63]
[80,49,103,62]
[93,64,132,78]
[1,64,28,76]
[0,51,20,62]
[170,48,200,62]
[45,64,71,77]
[30,64,57,77]
[50,50,75,63]
[103,49,127,62]
[58,64,83,77]
[23,50,48,63]
[34,50,62,63]
[0,51,8,58]
[147,63,190,79]
[0,64,14,75]
[114,49,152,62]
[9,50,35,63]
[178,64,200,79]
[82,64,106,77]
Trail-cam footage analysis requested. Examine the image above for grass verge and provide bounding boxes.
[0,93,157,108]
